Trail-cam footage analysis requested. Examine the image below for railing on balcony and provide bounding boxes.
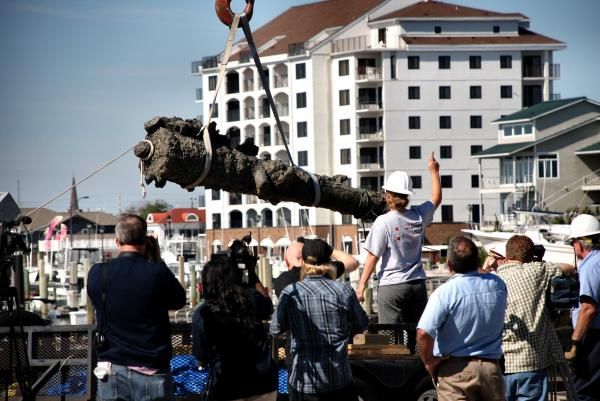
[550,63,560,78]
[356,100,382,111]
[482,175,533,188]
[243,79,254,92]
[226,110,240,122]
[288,42,306,56]
[523,64,543,78]
[358,129,384,140]
[358,160,384,170]
[244,107,255,120]
[357,67,382,81]
[201,56,219,69]
[245,194,258,204]
[332,35,368,53]
[273,75,288,88]
[275,103,289,117]
[195,88,203,102]
[550,93,561,101]
[260,107,270,118]
[191,61,202,74]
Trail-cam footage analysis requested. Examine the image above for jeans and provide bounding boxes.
[97,364,174,401]
[572,328,600,401]
[504,369,548,401]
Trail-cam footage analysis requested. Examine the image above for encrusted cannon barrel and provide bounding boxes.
[135,116,387,221]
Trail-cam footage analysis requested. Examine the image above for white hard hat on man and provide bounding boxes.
[569,214,600,239]
[382,171,414,195]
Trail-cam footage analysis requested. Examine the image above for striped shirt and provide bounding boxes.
[270,275,368,394]
[497,261,565,373]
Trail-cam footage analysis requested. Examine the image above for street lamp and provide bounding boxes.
[167,214,172,240]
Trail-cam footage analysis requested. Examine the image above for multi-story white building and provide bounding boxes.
[192,0,564,241]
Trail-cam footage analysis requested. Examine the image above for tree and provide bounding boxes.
[137,199,172,219]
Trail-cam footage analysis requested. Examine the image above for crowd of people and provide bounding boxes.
[87,158,600,401]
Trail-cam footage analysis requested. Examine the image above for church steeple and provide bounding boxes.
[69,177,80,214]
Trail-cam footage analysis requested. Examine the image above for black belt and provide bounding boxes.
[446,356,499,363]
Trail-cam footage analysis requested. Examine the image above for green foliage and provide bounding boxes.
[478,247,488,267]
[137,199,172,219]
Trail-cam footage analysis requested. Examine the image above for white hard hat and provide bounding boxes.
[569,214,600,239]
[382,171,414,195]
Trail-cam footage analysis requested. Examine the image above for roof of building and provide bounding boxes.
[21,207,62,232]
[78,211,120,226]
[230,0,383,59]
[473,142,535,158]
[403,27,563,46]
[576,142,600,155]
[373,0,527,20]
[493,97,588,123]
[148,208,206,225]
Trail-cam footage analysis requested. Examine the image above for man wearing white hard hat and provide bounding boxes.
[357,153,441,352]
[565,214,600,401]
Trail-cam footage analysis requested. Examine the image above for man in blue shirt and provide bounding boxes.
[417,236,507,401]
[565,214,600,401]
[271,239,368,401]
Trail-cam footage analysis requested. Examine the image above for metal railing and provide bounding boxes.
[332,35,368,53]
[357,67,382,81]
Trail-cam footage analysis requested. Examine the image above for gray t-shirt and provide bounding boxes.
[363,201,436,286]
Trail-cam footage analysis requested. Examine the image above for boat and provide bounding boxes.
[462,211,575,264]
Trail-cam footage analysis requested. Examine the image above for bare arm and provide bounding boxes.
[572,300,597,342]
[429,152,442,207]
[332,248,359,273]
[557,263,576,276]
[417,328,442,378]
[356,252,379,302]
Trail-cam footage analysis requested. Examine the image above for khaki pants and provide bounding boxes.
[437,358,505,401]
[231,391,278,401]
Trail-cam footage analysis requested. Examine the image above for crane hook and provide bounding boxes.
[215,0,254,27]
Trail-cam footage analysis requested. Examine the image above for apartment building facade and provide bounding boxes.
[192,0,564,250]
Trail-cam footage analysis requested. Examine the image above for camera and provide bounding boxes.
[212,233,259,286]
[1,219,31,290]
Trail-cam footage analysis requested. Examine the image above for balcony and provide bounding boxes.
[356,67,382,81]
[480,175,534,193]
[522,63,560,79]
[288,42,306,56]
[260,107,270,118]
[244,107,255,120]
[357,129,384,142]
[332,35,368,53]
[357,159,384,171]
[191,61,202,75]
[582,175,600,192]
[356,101,382,112]
[226,110,240,122]
[275,102,289,117]
[201,56,219,69]
[273,75,288,89]
[243,79,254,92]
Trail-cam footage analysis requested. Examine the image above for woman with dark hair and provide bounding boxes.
[192,254,277,401]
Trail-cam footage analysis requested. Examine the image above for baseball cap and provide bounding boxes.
[302,239,333,265]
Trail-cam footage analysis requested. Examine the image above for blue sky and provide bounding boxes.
[1,0,598,215]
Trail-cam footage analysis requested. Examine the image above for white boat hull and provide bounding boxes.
[462,229,576,265]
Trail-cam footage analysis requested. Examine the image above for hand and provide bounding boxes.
[423,356,442,379]
[428,152,440,174]
[565,341,578,364]
[355,284,365,302]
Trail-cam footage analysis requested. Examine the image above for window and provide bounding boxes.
[500,55,512,69]
[211,103,219,118]
[470,85,482,99]
[378,28,387,45]
[471,174,479,188]
[296,92,307,108]
[297,121,307,138]
[295,63,306,79]
[212,213,221,229]
[470,56,481,69]
[493,25,500,33]
[439,86,451,99]
[340,149,351,165]
[409,146,421,159]
[470,145,483,155]
[441,205,454,222]
[299,209,310,226]
[339,89,350,106]
[538,155,558,178]
[208,75,217,91]
[390,56,396,79]
[298,151,308,167]
[501,85,512,99]
[411,175,422,189]
[211,189,221,200]
[408,86,420,99]
[470,115,482,129]
[440,146,452,159]
[342,214,352,225]
[339,60,349,76]
[439,116,452,129]
[409,116,421,129]
[524,124,533,134]
[434,26,442,34]
[503,126,512,136]
[340,119,351,135]
[408,56,420,70]
[438,56,451,69]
